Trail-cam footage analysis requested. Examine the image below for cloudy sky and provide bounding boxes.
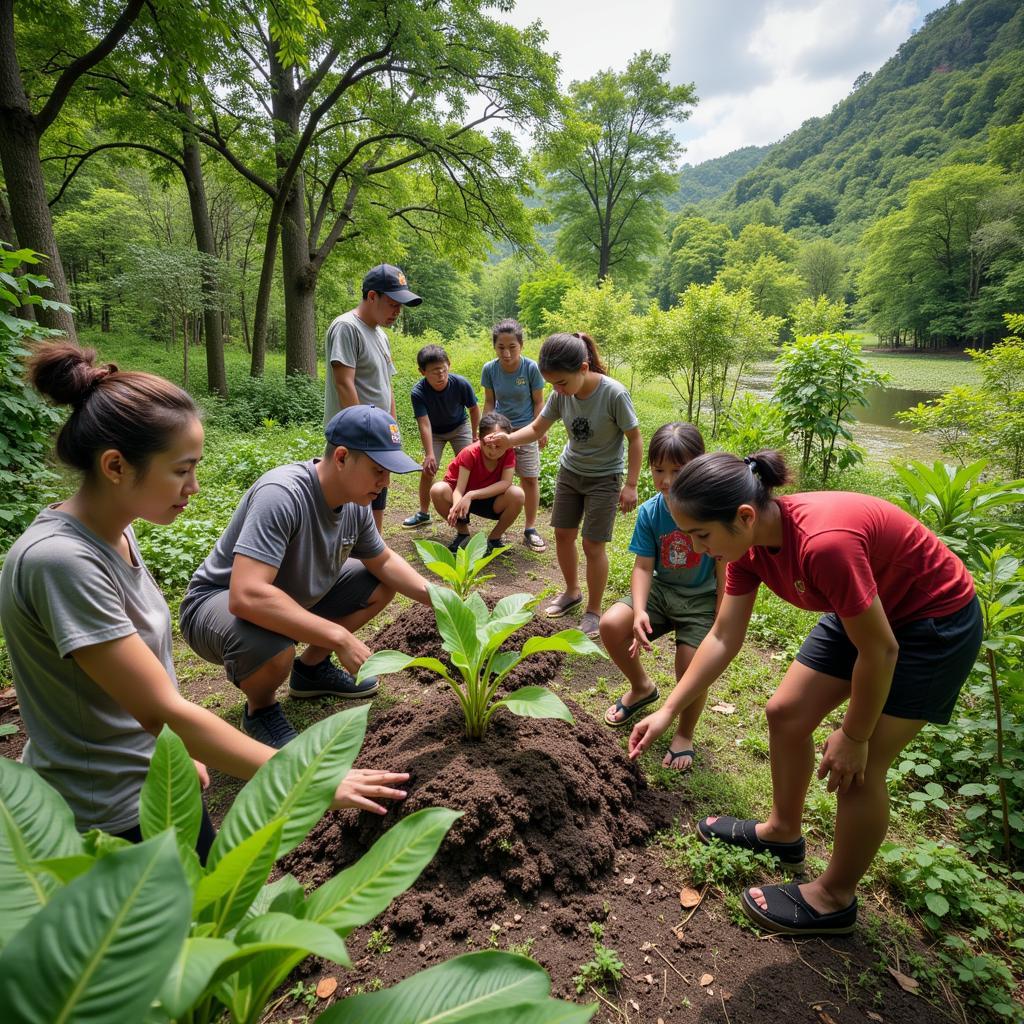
[504,0,950,165]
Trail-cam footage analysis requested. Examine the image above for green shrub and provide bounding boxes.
[202,372,324,431]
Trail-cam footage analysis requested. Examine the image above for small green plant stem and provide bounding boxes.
[984,647,1012,862]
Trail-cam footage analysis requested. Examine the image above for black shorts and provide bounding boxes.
[794,596,982,724]
[371,486,388,511]
[456,496,501,523]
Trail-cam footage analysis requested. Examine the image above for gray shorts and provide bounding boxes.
[550,466,621,543]
[617,578,716,648]
[430,420,474,465]
[513,440,540,478]
[179,559,381,685]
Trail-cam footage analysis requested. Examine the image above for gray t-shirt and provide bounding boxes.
[541,375,639,476]
[182,461,386,612]
[324,309,396,425]
[0,509,176,834]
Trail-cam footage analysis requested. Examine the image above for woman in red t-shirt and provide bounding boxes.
[629,450,981,936]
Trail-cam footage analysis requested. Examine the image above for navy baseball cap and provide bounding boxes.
[325,406,421,473]
[362,264,422,306]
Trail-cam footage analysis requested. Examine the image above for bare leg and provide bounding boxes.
[300,581,396,666]
[750,713,926,915]
[431,482,468,535]
[417,469,434,515]
[601,602,656,723]
[581,537,608,616]
[663,643,708,770]
[521,476,540,530]
[553,527,582,603]
[372,507,384,533]
[489,486,525,539]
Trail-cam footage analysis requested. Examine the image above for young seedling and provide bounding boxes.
[414,533,507,599]
[358,584,607,740]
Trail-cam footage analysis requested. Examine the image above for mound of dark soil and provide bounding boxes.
[282,690,652,937]
[369,599,564,691]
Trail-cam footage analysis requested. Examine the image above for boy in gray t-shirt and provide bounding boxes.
[324,263,422,530]
[180,406,433,747]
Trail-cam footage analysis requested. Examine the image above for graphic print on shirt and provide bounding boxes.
[571,416,593,442]
[661,529,702,570]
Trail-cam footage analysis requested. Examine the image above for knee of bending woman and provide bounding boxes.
[765,692,819,738]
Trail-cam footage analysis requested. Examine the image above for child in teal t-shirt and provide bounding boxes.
[600,423,724,772]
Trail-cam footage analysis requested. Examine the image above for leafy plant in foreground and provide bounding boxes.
[0,710,593,1023]
[358,584,606,739]
[414,533,509,599]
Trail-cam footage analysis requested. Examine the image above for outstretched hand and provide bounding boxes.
[484,431,512,453]
[628,708,673,760]
[816,727,868,794]
[331,768,410,814]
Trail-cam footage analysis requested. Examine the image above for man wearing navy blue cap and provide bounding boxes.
[180,406,432,748]
[325,263,423,530]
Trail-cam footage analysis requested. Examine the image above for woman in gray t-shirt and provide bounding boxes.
[0,344,408,856]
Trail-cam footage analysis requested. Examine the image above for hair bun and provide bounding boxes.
[27,342,117,406]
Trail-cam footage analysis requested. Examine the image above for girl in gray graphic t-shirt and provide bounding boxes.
[0,344,408,856]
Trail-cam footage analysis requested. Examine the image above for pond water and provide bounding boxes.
[854,385,939,429]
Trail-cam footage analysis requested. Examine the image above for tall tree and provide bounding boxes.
[540,51,696,286]
[190,1,559,377]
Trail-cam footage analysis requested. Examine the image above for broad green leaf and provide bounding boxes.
[358,651,455,684]
[0,757,82,947]
[463,532,488,565]
[478,615,532,655]
[232,912,349,965]
[492,593,538,619]
[414,539,456,571]
[0,832,190,1024]
[29,854,96,885]
[425,561,463,585]
[466,592,490,623]
[81,830,133,857]
[194,819,284,934]
[156,937,237,1018]
[306,808,461,934]
[459,1002,598,1024]
[318,951,553,1023]
[492,687,574,724]
[430,584,481,670]
[140,725,202,855]
[210,706,368,867]
[925,892,950,917]
[490,651,521,682]
[241,872,305,927]
[521,629,607,658]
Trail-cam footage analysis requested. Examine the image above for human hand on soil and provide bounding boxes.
[422,453,437,475]
[193,759,210,790]
[629,611,654,656]
[334,629,372,673]
[484,431,511,453]
[628,707,673,760]
[817,727,868,793]
[331,768,409,814]
[619,483,638,514]
[449,495,471,522]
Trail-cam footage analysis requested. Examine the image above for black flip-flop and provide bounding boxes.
[544,593,583,618]
[664,748,695,772]
[741,883,857,936]
[696,816,806,871]
[604,686,660,727]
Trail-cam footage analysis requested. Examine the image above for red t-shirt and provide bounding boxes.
[725,493,975,627]
[443,441,515,492]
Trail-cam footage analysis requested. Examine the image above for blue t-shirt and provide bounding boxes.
[630,493,716,595]
[481,356,543,429]
[410,374,477,433]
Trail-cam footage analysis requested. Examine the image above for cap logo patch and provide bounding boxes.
[397,272,407,285]
[389,423,401,444]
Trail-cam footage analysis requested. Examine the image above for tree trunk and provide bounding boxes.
[280,179,318,377]
[0,3,75,339]
[179,102,227,397]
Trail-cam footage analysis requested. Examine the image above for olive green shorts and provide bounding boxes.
[617,576,716,649]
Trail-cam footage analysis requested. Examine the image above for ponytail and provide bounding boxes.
[669,450,791,526]
[538,331,606,376]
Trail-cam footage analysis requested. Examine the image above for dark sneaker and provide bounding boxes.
[241,701,297,749]
[447,532,471,554]
[288,657,380,700]
[402,510,431,529]
[485,537,506,557]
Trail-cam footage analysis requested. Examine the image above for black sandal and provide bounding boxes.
[741,883,857,936]
[696,816,806,871]
[604,686,660,728]
[664,748,695,772]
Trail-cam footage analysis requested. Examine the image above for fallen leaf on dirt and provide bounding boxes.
[700,973,714,986]
[867,1013,883,1022]
[315,978,337,998]
[815,1011,838,1024]
[711,702,736,714]
[887,967,919,994]
[629,1000,640,1011]
[679,886,701,908]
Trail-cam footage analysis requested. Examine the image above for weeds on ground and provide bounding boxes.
[573,922,625,995]
[366,928,393,957]
[658,828,780,891]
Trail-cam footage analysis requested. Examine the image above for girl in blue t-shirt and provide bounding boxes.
[600,423,724,772]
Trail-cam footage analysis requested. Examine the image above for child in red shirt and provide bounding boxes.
[430,412,524,555]
[629,450,981,937]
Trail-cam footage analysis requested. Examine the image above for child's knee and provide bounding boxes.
[505,485,525,507]
[581,537,606,557]
[430,482,452,504]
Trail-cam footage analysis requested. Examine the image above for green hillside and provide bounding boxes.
[668,144,774,209]
[708,0,1024,242]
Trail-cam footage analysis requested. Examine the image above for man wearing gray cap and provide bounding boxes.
[180,406,431,748]
[325,264,423,530]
